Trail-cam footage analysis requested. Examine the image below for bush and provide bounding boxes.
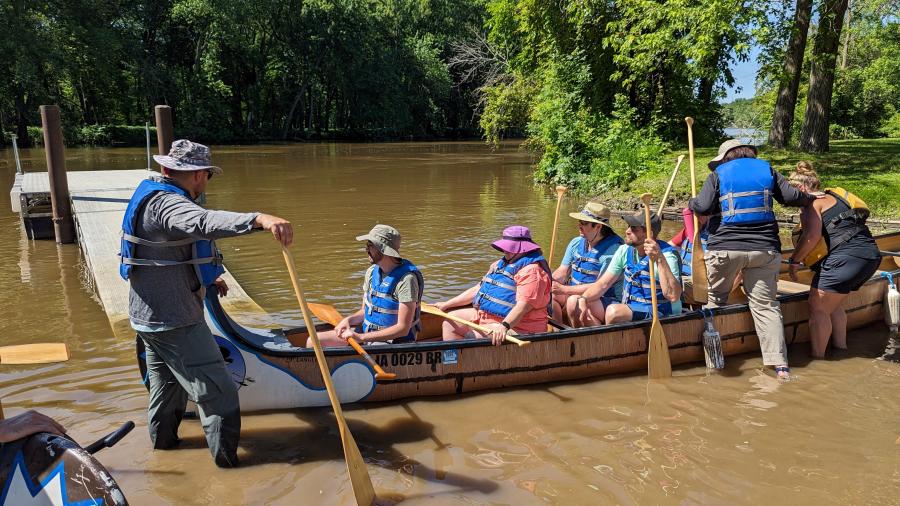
[18,125,156,147]
[527,53,669,191]
[879,109,900,138]
[829,123,860,140]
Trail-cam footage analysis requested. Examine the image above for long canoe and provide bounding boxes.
[0,432,127,505]
[136,232,900,411]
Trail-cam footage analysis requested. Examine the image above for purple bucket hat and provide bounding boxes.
[491,225,542,255]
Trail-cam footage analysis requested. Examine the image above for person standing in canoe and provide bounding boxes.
[436,226,552,345]
[313,224,424,347]
[550,202,624,326]
[689,140,817,380]
[579,212,683,323]
[121,140,293,468]
[787,162,881,358]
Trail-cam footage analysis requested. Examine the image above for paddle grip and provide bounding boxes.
[85,421,135,454]
[348,338,396,380]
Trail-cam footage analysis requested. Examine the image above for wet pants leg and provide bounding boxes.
[138,323,241,467]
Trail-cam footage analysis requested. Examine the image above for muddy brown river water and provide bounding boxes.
[1,142,897,505]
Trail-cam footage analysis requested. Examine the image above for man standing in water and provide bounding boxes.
[120,140,292,467]
[689,140,816,380]
[313,224,424,347]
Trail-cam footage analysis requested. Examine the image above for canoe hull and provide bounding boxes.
[134,232,900,410]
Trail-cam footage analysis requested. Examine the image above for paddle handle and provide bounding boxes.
[640,194,659,312]
[84,421,135,454]
[282,248,348,418]
[347,338,396,380]
[657,155,684,219]
[547,186,568,266]
[422,304,529,346]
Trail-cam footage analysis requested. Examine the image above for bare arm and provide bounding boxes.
[791,202,824,263]
[353,301,415,343]
[582,270,619,302]
[0,410,66,443]
[654,249,683,302]
[436,284,480,310]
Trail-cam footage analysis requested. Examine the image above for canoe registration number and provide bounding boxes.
[375,351,443,367]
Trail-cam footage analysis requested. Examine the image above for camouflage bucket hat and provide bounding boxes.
[153,139,223,175]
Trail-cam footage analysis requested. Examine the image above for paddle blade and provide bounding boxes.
[0,343,69,364]
[340,425,376,505]
[308,302,344,327]
[647,320,672,379]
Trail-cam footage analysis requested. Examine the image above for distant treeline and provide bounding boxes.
[0,0,486,148]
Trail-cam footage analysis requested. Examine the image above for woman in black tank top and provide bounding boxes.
[787,163,882,358]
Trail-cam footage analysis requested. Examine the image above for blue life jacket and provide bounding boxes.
[569,234,624,300]
[680,229,709,277]
[474,251,549,319]
[622,240,678,316]
[119,179,225,287]
[716,158,776,225]
[362,260,424,344]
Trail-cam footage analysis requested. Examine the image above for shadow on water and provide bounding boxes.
[204,409,500,495]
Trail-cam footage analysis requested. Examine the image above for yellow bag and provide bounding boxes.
[791,187,869,267]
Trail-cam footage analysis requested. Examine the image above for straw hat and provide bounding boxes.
[568,202,613,231]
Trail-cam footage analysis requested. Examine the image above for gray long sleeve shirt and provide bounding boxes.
[128,177,259,329]
[688,164,815,252]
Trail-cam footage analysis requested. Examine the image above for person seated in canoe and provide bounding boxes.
[435,225,552,345]
[787,162,881,358]
[0,410,66,443]
[550,202,624,326]
[312,224,425,347]
[578,211,682,324]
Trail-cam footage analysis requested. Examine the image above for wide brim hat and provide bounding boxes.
[568,202,614,231]
[153,139,223,175]
[492,225,542,255]
[356,224,402,257]
[707,139,757,170]
[622,212,662,237]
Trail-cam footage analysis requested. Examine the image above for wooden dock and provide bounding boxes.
[11,169,271,335]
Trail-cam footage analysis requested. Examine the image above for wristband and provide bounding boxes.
[500,321,511,330]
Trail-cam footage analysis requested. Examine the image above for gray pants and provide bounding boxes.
[138,323,241,467]
[704,250,788,366]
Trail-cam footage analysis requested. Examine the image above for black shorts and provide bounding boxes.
[811,254,881,294]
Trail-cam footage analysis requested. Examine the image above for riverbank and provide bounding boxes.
[606,138,900,219]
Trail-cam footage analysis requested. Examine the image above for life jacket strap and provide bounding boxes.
[121,256,216,267]
[122,232,197,248]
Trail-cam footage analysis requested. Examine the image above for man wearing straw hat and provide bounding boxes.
[436,226,553,345]
[313,224,424,347]
[581,211,683,323]
[550,201,624,326]
[120,139,293,468]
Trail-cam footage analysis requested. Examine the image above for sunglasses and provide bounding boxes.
[205,169,214,180]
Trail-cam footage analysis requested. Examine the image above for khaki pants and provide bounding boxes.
[704,250,788,366]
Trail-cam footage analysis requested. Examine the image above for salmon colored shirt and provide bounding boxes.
[477,263,552,334]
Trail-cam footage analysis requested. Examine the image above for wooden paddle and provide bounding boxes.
[640,193,673,379]
[0,343,69,365]
[547,185,568,266]
[281,247,376,505]
[657,155,685,219]
[685,117,708,304]
[308,302,397,381]
[420,303,529,346]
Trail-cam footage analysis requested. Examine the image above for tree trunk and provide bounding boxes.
[768,0,814,148]
[14,86,31,148]
[799,0,849,153]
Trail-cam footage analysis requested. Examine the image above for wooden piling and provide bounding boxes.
[154,105,174,163]
[40,105,75,244]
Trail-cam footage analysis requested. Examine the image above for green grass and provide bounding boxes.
[607,138,900,219]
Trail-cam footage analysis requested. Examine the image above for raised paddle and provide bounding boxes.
[281,247,376,505]
[547,185,568,266]
[685,117,709,304]
[0,343,69,365]
[657,155,685,219]
[420,303,530,346]
[640,193,673,379]
[308,302,397,380]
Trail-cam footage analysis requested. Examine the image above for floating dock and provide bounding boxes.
[10,169,270,334]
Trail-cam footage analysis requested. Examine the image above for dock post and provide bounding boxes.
[154,105,174,163]
[40,105,75,244]
[11,134,22,174]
